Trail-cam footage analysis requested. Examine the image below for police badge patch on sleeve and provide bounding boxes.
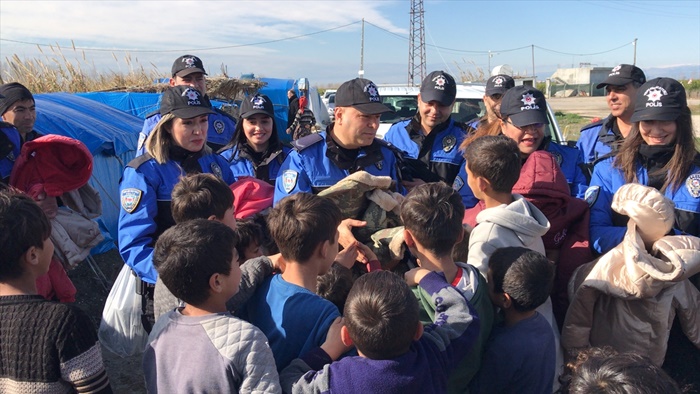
[213,120,225,134]
[452,175,464,191]
[584,185,600,207]
[210,162,223,179]
[442,135,456,153]
[686,173,700,198]
[121,188,143,213]
[282,170,298,193]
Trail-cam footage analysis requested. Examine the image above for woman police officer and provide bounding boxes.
[118,85,235,331]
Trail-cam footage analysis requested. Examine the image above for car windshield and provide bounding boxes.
[380,95,485,125]
[328,94,335,104]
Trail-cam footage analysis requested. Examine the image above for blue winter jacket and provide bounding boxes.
[587,158,700,254]
[576,115,621,178]
[118,152,235,283]
[274,131,403,204]
[454,139,588,208]
[383,117,466,185]
[0,124,20,183]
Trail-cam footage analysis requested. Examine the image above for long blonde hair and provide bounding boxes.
[144,113,211,164]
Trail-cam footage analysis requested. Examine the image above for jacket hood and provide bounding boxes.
[10,134,93,197]
[512,150,570,199]
[512,150,589,249]
[476,194,550,244]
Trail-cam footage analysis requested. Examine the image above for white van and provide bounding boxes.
[376,84,564,144]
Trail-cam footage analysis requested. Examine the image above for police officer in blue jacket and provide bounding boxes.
[220,94,290,185]
[466,74,515,134]
[587,77,700,255]
[576,64,646,179]
[454,86,588,208]
[384,70,466,188]
[137,55,236,155]
[588,77,700,388]
[274,77,401,204]
[119,85,235,331]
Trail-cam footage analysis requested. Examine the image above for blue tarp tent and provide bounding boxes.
[34,93,141,245]
[258,78,296,141]
[76,92,161,119]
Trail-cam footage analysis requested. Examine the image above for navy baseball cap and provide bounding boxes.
[596,64,646,89]
[499,86,549,127]
[240,94,275,119]
[631,77,687,122]
[160,86,214,119]
[335,78,392,114]
[420,70,457,106]
[485,75,515,96]
[172,55,207,78]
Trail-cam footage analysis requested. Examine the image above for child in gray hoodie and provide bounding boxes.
[463,135,563,390]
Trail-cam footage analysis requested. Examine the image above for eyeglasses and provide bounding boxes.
[505,121,545,132]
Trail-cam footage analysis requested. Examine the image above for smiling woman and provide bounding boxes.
[117,85,236,332]
[219,94,290,185]
[589,77,700,255]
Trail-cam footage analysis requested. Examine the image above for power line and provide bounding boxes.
[0,21,362,53]
[535,41,633,57]
[2,18,635,59]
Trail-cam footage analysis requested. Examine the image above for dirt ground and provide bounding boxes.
[69,249,146,393]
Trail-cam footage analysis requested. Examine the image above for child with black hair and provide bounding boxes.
[401,182,495,393]
[472,246,556,394]
[238,193,347,372]
[0,188,111,392]
[234,218,265,262]
[144,219,281,393]
[316,263,354,314]
[280,269,480,393]
[464,135,564,388]
[561,347,682,394]
[154,173,279,320]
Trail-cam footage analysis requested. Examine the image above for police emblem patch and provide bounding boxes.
[686,173,700,198]
[584,186,600,207]
[121,188,143,213]
[552,152,563,166]
[442,135,456,153]
[214,120,225,134]
[452,176,464,191]
[210,163,223,179]
[282,170,298,193]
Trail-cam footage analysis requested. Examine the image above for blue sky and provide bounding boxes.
[1,0,698,85]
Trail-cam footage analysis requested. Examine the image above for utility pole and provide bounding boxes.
[359,19,365,77]
[633,38,637,65]
[408,0,426,86]
[531,45,535,80]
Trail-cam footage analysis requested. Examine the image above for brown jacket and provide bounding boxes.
[562,184,700,366]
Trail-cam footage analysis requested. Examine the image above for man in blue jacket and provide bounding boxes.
[576,64,646,179]
[137,55,236,154]
[274,77,402,204]
[384,71,466,189]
